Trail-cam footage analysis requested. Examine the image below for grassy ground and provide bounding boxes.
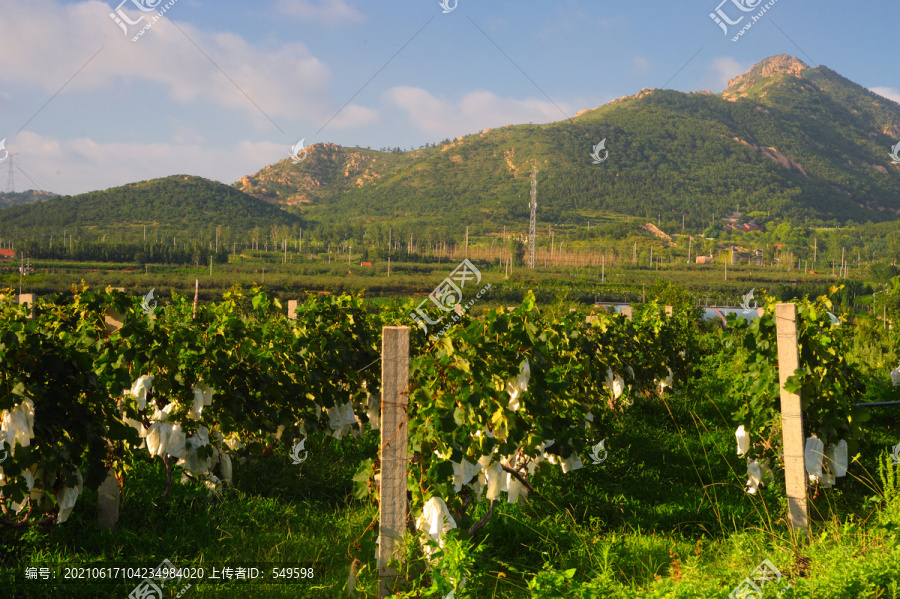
[2,328,900,598]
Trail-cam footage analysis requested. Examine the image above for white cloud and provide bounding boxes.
[0,1,381,195]
[321,104,380,131]
[12,131,286,195]
[275,0,365,24]
[383,86,574,139]
[870,87,900,105]
[709,57,750,90]
[0,0,372,127]
[632,56,651,74]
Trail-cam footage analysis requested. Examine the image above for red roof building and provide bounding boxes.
[729,221,763,232]
[0,249,14,259]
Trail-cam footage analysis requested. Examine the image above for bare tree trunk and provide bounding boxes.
[160,455,174,500]
[468,499,495,536]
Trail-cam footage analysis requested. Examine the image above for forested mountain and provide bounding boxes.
[0,190,57,208]
[0,176,302,239]
[235,55,900,229]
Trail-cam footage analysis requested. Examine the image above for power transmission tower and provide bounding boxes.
[528,167,537,269]
[7,153,17,193]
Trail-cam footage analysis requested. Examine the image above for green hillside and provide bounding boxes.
[235,55,900,230]
[0,189,57,208]
[0,175,302,238]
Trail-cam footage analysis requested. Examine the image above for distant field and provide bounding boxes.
[0,251,862,320]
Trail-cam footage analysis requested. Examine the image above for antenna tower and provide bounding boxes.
[528,166,537,269]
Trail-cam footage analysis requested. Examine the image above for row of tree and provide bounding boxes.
[15,241,230,266]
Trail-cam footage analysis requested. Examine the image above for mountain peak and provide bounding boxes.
[724,54,809,99]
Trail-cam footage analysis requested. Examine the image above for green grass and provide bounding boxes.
[0,433,380,598]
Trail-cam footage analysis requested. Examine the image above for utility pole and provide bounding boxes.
[528,167,537,269]
[687,236,692,264]
[465,226,469,259]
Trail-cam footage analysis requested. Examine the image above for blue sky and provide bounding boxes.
[0,0,897,195]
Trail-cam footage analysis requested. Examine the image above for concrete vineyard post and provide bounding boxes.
[105,288,126,334]
[192,279,199,319]
[97,471,120,530]
[774,303,809,532]
[287,300,298,320]
[621,306,633,321]
[378,326,410,598]
[18,294,35,319]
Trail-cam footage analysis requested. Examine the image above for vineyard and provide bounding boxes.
[1,285,899,598]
